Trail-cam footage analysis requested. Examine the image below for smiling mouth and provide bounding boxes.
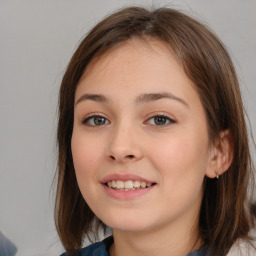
[105,180,157,191]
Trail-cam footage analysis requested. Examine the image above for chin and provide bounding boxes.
[101,214,153,232]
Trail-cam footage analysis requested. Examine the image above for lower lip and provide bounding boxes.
[102,184,155,200]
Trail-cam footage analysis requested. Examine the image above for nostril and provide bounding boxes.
[108,154,135,161]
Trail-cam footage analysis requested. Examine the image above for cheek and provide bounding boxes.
[149,134,208,210]
[148,132,209,183]
[71,133,103,182]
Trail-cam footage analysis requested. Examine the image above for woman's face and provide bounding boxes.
[71,39,213,233]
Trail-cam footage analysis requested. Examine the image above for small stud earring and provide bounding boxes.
[216,174,219,179]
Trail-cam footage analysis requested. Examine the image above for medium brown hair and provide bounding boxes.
[55,6,255,256]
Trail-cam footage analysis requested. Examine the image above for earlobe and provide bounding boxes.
[205,130,233,179]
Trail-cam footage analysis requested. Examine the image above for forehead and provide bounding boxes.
[75,38,205,116]
[75,38,199,107]
[75,38,199,112]
[79,37,182,81]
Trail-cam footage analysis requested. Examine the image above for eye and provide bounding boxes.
[82,115,110,126]
[146,115,175,126]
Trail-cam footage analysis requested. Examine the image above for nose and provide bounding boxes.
[106,122,143,163]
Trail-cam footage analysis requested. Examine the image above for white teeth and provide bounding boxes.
[112,181,117,188]
[106,180,154,190]
[116,180,125,189]
[140,181,146,188]
[134,181,141,188]
[124,180,133,189]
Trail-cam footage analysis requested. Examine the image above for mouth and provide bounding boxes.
[101,174,157,198]
[104,180,156,191]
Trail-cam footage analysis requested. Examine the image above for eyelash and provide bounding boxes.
[81,114,176,127]
[81,115,110,126]
[145,114,176,126]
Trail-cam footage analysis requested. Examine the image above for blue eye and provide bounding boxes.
[147,115,175,126]
[82,116,110,126]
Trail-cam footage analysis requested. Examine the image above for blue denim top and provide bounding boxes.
[60,236,210,256]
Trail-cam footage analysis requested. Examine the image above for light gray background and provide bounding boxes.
[0,0,255,255]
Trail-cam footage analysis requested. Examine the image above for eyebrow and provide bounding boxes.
[76,92,189,108]
[135,92,189,107]
[76,94,111,104]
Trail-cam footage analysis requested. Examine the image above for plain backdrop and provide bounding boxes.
[0,0,255,255]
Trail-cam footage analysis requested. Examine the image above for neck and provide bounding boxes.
[109,212,202,256]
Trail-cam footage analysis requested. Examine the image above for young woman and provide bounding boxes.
[55,6,255,256]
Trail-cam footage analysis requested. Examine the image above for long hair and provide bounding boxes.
[55,6,255,255]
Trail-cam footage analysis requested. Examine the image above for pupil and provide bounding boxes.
[154,116,166,125]
[95,117,105,125]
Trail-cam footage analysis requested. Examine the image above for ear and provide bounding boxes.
[205,130,233,179]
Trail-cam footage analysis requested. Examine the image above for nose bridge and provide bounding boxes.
[107,118,142,162]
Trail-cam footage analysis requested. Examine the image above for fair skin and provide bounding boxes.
[71,39,232,256]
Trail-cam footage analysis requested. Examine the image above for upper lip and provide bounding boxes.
[101,173,156,184]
